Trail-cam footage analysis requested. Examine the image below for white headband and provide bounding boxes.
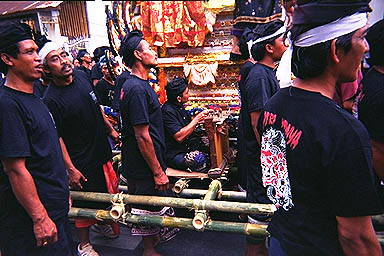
[276,12,368,88]
[247,26,286,58]
[38,42,61,63]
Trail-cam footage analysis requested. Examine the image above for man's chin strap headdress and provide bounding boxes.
[276,1,370,88]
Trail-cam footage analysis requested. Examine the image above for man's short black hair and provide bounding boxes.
[76,49,89,65]
[238,27,255,60]
[290,24,355,79]
[366,19,384,66]
[165,77,188,103]
[0,21,34,74]
[118,30,143,68]
[93,46,110,63]
[251,20,284,61]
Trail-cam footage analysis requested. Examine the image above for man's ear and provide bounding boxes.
[43,63,51,74]
[133,50,142,61]
[1,53,14,67]
[265,44,274,54]
[329,39,340,64]
[177,95,182,103]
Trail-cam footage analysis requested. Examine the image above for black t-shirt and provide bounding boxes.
[241,63,279,156]
[112,71,131,110]
[0,86,69,228]
[358,68,384,143]
[120,75,166,179]
[33,79,48,98]
[0,74,5,86]
[74,65,92,84]
[43,70,111,172]
[91,64,103,81]
[258,87,382,255]
[237,60,255,188]
[95,78,115,107]
[239,63,279,205]
[162,101,192,161]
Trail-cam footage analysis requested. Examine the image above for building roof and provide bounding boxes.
[0,1,62,16]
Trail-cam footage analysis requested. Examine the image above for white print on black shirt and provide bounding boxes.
[261,127,294,211]
[48,111,56,128]
[89,91,98,103]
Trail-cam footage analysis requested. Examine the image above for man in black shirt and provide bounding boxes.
[239,20,287,256]
[91,46,109,86]
[33,72,51,98]
[259,1,382,255]
[95,57,115,107]
[236,27,256,191]
[162,77,210,172]
[112,70,130,111]
[119,30,171,256]
[41,41,119,255]
[0,21,71,256]
[358,19,384,180]
[74,49,92,83]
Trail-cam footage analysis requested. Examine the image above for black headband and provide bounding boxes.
[293,0,371,25]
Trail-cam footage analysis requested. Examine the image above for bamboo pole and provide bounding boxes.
[193,180,221,230]
[173,179,189,194]
[68,207,269,238]
[70,191,275,216]
[68,207,384,246]
[178,189,246,201]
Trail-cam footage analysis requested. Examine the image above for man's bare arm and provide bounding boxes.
[337,215,381,256]
[371,139,384,179]
[2,158,58,247]
[134,124,169,190]
[173,109,209,143]
[250,110,262,145]
[59,137,86,189]
[100,106,119,143]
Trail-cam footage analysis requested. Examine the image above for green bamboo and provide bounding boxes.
[70,191,275,216]
[204,180,221,200]
[68,207,269,237]
[193,180,221,230]
[179,189,246,201]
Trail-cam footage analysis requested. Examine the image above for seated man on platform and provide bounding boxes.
[162,77,211,172]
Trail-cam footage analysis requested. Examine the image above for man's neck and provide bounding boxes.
[130,63,150,80]
[170,100,183,107]
[104,76,114,85]
[82,63,91,70]
[373,65,384,75]
[293,73,336,99]
[258,56,275,69]
[4,71,33,93]
[53,75,73,87]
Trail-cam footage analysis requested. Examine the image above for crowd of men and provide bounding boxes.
[0,0,384,255]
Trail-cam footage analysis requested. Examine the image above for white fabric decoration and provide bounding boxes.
[276,12,368,88]
[247,26,286,58]
[38,42,61,63]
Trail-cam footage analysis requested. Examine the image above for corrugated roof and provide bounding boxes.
[0,1,62,16]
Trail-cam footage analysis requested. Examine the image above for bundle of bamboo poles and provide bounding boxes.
[70,182,275,237]
[70,190,384,243]
[68,208,269,238]
[70,191,276,216]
